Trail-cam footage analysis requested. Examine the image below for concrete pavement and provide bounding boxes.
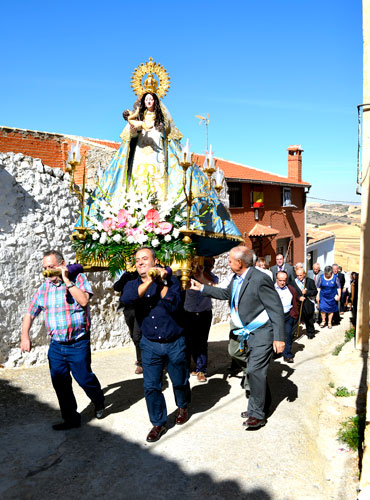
[0,313,362,499]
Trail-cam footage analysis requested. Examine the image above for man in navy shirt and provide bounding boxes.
[121,247,190,442]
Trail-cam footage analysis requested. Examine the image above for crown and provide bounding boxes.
[131,57,170,99]
[143,73,159,94]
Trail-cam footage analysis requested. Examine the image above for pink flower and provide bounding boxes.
[102,218,117,234]
[145,209,160,225]
[117,209,129,228]
[157,221,173,235]
[125,227,146,243]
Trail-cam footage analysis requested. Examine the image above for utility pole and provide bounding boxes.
[357,0,370,352]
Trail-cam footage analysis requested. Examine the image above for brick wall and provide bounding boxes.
[229,183,305,264]
[0,127,119,186]
[0,128,66,170]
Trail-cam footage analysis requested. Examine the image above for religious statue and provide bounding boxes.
[74,57,243,274]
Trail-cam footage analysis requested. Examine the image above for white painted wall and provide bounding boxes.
[307,237,335,269]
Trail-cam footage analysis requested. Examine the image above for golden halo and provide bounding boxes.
[130,57,170,99]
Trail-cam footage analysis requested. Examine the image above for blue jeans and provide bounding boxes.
[48,337,105,422]
[140,335,190,426]
[282,314,295,359]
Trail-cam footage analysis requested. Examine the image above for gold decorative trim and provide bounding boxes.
[131,57,170,99]
[179,228,244,242]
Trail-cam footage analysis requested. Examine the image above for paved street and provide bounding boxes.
[0,314,361,499]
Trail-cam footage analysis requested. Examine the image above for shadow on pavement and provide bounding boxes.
[83,377,145,421]
[0,378,274,500]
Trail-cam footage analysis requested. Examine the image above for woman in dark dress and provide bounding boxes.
[316,265,341,329]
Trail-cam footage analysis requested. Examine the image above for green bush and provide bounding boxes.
[335,386,355,397]
[337,414,365,450]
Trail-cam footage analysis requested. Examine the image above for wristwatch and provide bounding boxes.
[67,282,76,290]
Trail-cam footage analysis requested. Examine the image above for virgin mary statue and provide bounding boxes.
[77,57,243,257]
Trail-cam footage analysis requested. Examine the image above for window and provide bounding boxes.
[281,187,292,207]
[228,182,243,208]
[250,186,264,208]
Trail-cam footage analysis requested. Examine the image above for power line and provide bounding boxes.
[307,196,360,204]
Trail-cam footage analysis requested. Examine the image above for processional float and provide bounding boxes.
[68,57,243,287]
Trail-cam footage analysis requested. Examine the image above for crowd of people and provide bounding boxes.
[20,248,359,442]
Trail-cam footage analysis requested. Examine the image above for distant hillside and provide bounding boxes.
[307,203,361,271]
[307,203,361,227]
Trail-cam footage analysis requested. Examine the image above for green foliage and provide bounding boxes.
[344,327,355,343]
[328,381,335,389]
[332,327,356,355]
[332,343,345,356]
[337,414,365,450]
[335,386,355,397]
[72,236,195,278]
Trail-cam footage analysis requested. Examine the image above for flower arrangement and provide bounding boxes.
[72,186,194,276]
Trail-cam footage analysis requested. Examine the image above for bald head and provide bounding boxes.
[229,246,255,275]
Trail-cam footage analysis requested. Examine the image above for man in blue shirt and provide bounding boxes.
[121,247,190,442]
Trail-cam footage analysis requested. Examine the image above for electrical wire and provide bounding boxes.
[307,196,360,204]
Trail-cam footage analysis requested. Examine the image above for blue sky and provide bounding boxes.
[1,0,362,203]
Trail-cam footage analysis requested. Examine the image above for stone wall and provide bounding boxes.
[0,152,232,367]
[0,152,130,367]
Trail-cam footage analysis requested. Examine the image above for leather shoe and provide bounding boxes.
[52,418,81,431]
[175,407,188,425]
[135,366,143,374]
[197,372,207,383]
[241,411,248,418]
[283,357,294,363]
[243,416,266,429]
[146,425,167,442]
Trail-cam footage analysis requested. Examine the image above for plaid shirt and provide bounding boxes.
[27,273,93,342]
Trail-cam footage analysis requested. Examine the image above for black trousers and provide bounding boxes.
[123,306,142,366]
[184,310,212,373]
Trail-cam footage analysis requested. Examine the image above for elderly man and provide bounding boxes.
[121,247,190,443]
[190,246,285,430]
[274,271,299,363]
[292,268,317,339]
[307,262,323,286]
[270,253,296,284]
[21,250,105,430]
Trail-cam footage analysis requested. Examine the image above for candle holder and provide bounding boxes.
[213,167,224,196]
[66,141,87,240]
[202,145,216,190]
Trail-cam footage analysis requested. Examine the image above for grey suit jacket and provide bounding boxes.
[202,267,285,343]
[270,263,296,284]
[307,269,323,285]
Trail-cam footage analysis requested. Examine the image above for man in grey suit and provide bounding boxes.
[307,262,323,286]
[190,246,285,430]
[270,253,296,284]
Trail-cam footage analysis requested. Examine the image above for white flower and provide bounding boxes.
[137,233,148,244]
[151,238,160,248]
[112,234,122,243]
[128,216,137,227]
[92,231,100,241]
[154,227,161,235]
[99,232,108,244]
[175,214,183,223]
[164,234,171,242]
[127,235,135,244]
[172,228,180,239]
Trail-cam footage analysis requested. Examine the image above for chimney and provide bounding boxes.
[287,145,303,182]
